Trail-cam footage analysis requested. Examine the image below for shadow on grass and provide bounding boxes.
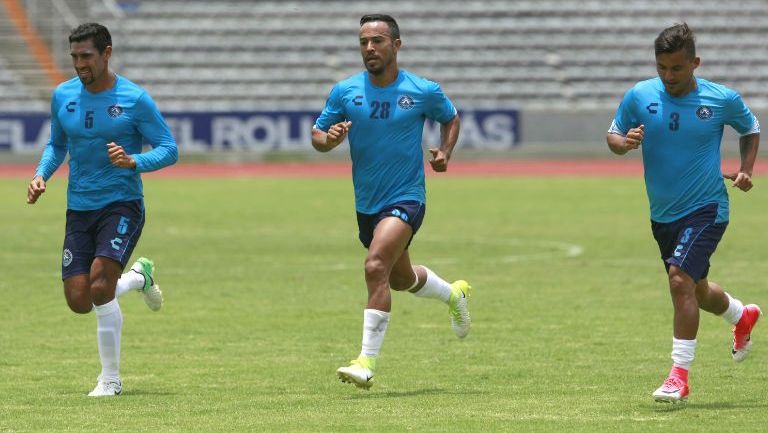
[348,388,483,400]
[685,400,768,411]
[119,389,179,397]
[649,399,768,412]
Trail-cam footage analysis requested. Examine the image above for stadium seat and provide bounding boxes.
[2,0,767,111]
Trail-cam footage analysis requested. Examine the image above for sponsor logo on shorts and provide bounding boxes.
[111,238,123,251]
[117,217,130,235]
[63,249,73,267]
[391,208,409,222]
[398,95,415,110]
[696,106,713,120]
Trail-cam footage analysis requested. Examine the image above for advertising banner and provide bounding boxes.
[0,109,519,153]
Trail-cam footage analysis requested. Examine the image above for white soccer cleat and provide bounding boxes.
[448,280,472,338]
[131,257,163,311]
[142,283,163,312]
[336,356,375,390]
[88,376,122,397]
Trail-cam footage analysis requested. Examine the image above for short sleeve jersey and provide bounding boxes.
[314,69,457,214]
[35,75,177,211]
[609,77,759,223]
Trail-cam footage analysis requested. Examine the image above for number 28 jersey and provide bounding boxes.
[314,70,457,214]
[609,77,759,223]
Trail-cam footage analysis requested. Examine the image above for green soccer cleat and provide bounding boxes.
[336,356,376,389]
[130,257,163,311]
[449,280,472,338]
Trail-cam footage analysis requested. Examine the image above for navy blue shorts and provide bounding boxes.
[356,201,426,249]
[61,200,145,280]
[651,203,727,282]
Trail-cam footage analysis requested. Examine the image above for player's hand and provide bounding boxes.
[107,142,136,169]
[428,148,450,172]
[27,175,46,204]
[723,171,753,192]
[326,121,352,147]
[624,124,645,151]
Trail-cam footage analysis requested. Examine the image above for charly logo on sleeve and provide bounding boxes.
[696,106,713,120]
[107,105,124,118]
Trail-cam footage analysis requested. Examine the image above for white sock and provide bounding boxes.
[721,293,745,325]
[359,309,390,359]
[94,299,123,381]
[115,270,145,298]
[413,267,452,304]
[671,337,696,370]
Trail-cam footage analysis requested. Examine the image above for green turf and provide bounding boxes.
[1,175,766,432]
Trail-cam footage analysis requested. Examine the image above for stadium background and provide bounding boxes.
[0,0,766,159]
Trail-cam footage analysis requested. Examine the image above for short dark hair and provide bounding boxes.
[360,14,400,40]
[69,23,112,53]
[654,23,696,59]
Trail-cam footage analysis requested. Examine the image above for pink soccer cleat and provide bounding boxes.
[653,375,689,403]
[732,304,762,362]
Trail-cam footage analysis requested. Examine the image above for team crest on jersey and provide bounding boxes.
[696,105,713,120]
[397,95,415,110]
[63,249,73,267]
[107,105,124,118]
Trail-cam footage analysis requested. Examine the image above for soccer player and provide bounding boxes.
[26,23,177,396]
[312,14,470,389]
[607,23,761,403]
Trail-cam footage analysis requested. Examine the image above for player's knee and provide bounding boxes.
[668,269,693,297]
[364,256,388,282]
[89,278,115,306]
[63,280,92,313]
[65,292,92,314]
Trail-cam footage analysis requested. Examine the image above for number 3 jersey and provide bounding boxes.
[35,75,177,211]
[609,77,759,223]
[314,70,457,214]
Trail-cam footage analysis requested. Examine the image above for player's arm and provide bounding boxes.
[723,132,759,192]
[723,94,760,192]
[607,88,642,155]
[429,114,460,172]
[115,92,178,172]
[312,121,352,153]
[607,125,644,155]
[28,95,67,204]
[425,81,460,172]
[312,84,348,153]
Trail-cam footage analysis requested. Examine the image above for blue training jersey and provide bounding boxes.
[314,69,457,214]
[609,77,759,223]
[35,74,178,211]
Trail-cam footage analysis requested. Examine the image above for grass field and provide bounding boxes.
[1,174,766,432]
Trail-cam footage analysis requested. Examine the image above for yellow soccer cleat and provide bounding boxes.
[448,280,472,338]
[336,356,376,390]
